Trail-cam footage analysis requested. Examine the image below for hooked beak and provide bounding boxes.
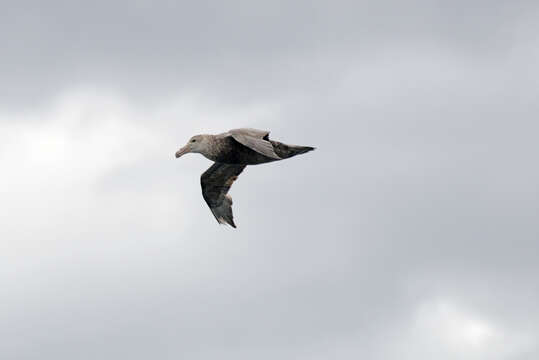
[175,146,189,158]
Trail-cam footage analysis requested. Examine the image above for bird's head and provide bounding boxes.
[175,135,209,158]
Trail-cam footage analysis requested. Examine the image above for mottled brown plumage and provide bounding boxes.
[175,128,315,228]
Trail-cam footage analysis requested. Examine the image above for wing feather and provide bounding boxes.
[201,163,246,228]
[227,128,280,160]
[229,128,270,139]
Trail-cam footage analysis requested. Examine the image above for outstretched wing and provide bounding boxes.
[227,128,281,160]
[201,162,246,228]
[229,128,270,140]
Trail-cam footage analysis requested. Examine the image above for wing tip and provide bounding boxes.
[216,216,237,228]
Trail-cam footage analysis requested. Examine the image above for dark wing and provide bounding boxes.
[227,128,281,160]
[201,162,246,228]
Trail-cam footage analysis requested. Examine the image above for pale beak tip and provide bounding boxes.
[175,147,187,158]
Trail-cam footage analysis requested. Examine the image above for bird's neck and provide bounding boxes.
[200,135,221,161]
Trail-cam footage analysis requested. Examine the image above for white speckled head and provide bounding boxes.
[175,134,211,158]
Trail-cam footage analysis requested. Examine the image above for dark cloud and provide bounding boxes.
[1,1,538,359]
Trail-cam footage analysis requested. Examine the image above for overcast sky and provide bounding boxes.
[1,1,539,359]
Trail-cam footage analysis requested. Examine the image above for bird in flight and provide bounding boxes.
[175,128,315,228]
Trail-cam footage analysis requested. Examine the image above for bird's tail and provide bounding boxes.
[270,141,315,159]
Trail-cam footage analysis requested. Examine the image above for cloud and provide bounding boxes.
[1,1,539,359]
[399,299,534,359]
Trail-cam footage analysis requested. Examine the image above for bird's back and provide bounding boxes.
[211,136,278,165]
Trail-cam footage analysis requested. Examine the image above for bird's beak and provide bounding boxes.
[175,146,189,158]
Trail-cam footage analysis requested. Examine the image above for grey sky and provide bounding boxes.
[1,1,538,359]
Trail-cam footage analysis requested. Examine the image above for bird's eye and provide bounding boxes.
[191,139,196,143]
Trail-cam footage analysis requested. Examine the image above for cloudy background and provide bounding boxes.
[1,1,539,359]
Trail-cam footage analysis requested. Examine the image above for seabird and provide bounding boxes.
[175,128,315,228]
